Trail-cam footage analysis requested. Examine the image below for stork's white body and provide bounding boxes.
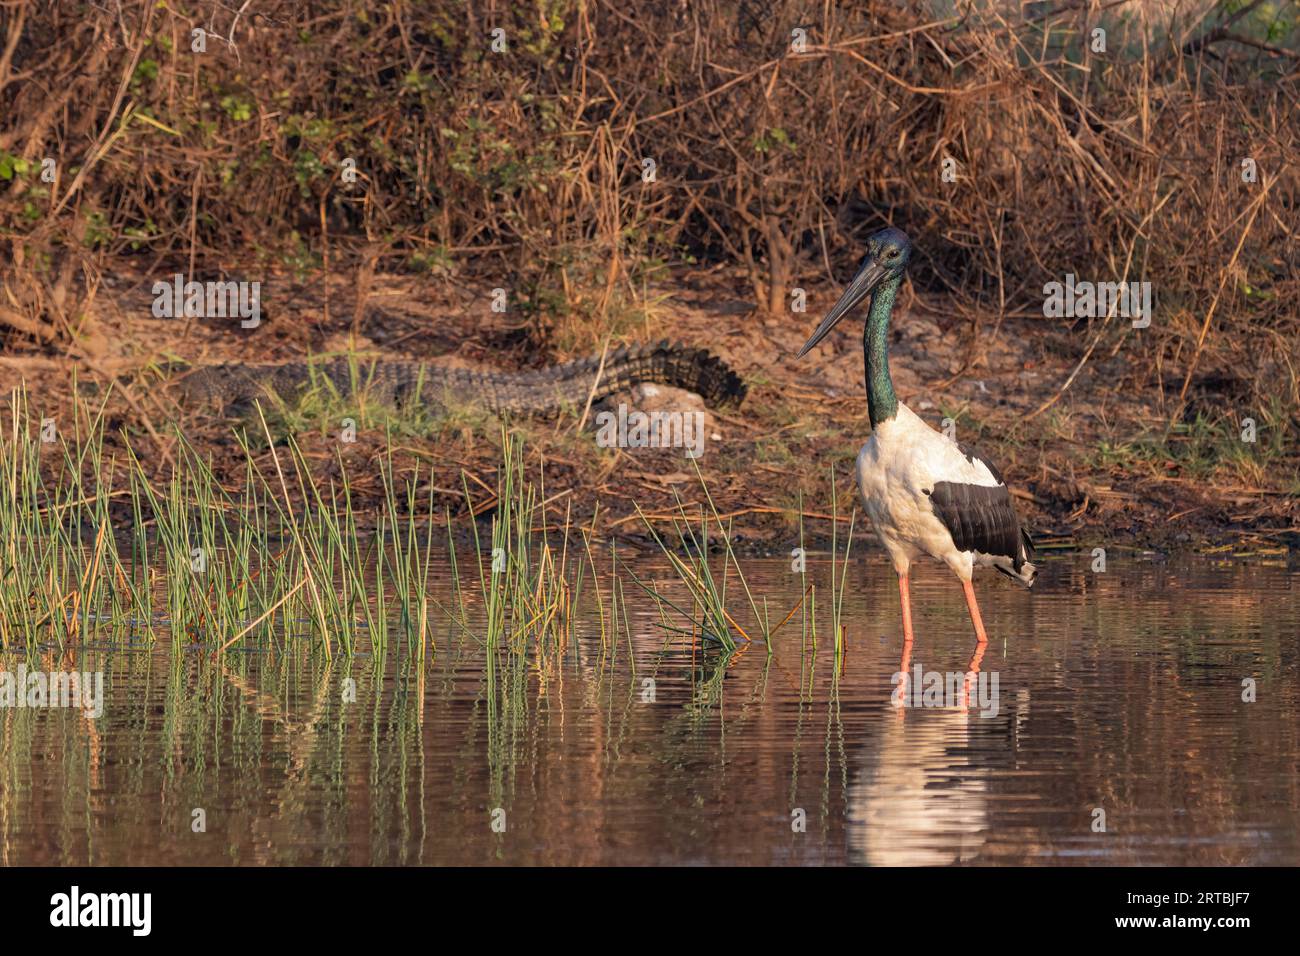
[857,403,1026,584]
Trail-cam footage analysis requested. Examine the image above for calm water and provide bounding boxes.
[2,554,1297,866]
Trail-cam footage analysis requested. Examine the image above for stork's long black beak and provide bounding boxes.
[796,260,890,357]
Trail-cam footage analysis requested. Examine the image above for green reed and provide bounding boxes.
[827,462,857,661]
[0,387,825,670]
[628,457,776,653]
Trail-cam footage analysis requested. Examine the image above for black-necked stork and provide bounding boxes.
[797,226,1036,645]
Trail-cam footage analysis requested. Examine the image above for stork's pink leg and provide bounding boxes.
[961,579,989,645]
[898,574,915,645]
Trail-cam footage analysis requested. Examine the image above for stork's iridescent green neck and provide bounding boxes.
[794,225,912,421]
[865,274,901,428]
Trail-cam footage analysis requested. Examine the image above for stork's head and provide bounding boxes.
[797,227,911,358]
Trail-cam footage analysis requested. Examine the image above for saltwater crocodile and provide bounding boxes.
[175,340,746,416]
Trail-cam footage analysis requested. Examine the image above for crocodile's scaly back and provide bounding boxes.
[175,340,746,416]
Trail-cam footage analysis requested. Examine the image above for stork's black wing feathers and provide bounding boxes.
[926,481,1021,562]
[925,479,1034,571]
[924,439,1036,570]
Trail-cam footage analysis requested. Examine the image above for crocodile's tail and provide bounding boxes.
[488,339,747,415]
